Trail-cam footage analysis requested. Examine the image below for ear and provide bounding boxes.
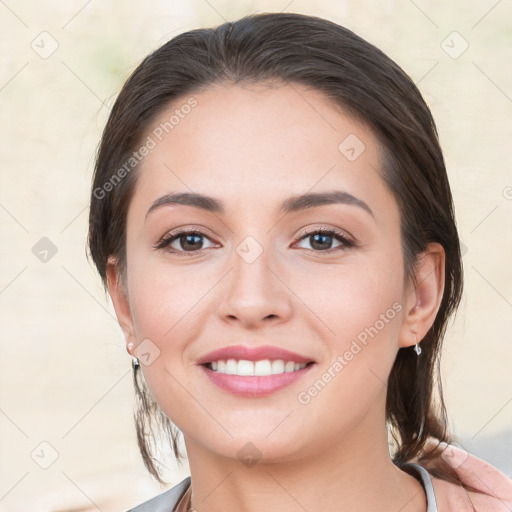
[398,242,446,348]
[106,256,136,353]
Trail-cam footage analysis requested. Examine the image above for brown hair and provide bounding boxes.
[87,12,463,483]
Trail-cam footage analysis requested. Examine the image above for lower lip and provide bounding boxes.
[199,364,316,397]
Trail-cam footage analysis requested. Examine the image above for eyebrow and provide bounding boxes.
[145,190,374,219]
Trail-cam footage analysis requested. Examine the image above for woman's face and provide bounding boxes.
[110,83,420,463]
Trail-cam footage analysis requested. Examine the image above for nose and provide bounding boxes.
[216,244,293,329]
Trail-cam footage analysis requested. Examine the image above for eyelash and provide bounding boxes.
[154,227,356,257]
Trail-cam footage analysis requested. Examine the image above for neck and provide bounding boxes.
[183,401,426,512]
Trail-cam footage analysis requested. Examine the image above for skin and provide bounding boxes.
[107,83,445,512]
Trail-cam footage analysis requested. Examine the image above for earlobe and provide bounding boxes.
[106,256,136,350]
[398,243,446,348]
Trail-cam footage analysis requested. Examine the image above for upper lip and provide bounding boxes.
[197,345,315,365]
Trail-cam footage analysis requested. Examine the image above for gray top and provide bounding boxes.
[406,462,438,512]
[127,463,438,511]
[127,476,190,512]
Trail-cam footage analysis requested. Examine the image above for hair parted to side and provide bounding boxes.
[87,12,463,484]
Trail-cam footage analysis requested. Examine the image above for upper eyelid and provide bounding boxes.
[295,226,352,239]
[157,225,217,242]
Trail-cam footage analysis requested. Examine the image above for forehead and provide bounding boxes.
[127,83,394,220]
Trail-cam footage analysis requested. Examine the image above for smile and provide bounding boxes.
[197,344,317,396]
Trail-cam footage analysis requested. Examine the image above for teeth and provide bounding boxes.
[208,359,308,376]
[255,359,271,375]
[226,359,238,374]
[237,359,254,376]
[271,360,284,374]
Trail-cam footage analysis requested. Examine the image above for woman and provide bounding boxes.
[87,12,512,511]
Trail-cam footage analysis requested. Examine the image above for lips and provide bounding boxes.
[197,344,315,366]
[196,344,317,397]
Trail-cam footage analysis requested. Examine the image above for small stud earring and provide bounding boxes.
[127,342,139,369]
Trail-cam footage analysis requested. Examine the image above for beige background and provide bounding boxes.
[0,0,511,510]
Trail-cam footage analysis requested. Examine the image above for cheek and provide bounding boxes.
[295,255,405,344]
[125,255,219,403]
[296,258,405,397]
[127,250,215,340]
[127,267,206,428]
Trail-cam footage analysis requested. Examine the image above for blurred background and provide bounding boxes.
[0,0,511,510]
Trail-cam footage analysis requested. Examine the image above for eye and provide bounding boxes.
[154,229,218,255]
[154,227,355,256]
[294,228,355,252]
